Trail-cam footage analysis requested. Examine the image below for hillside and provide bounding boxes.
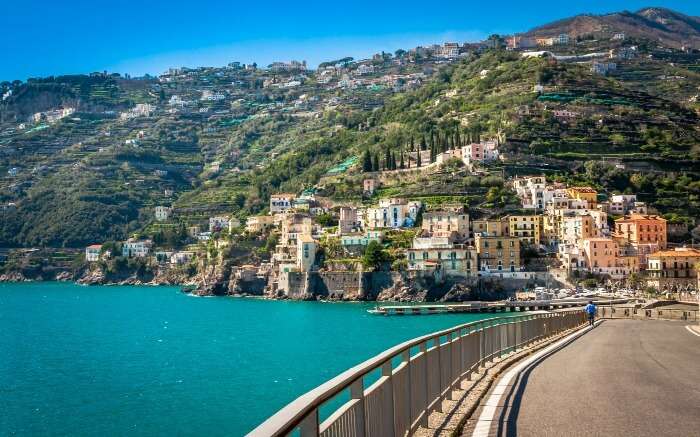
[523,7,700,49]
[1,7,700,251]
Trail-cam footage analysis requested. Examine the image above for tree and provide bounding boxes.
[362,150,373,172]
[417,150,422,167]
[399,152,405,169]
[233,193,246,209]
[316,213,337,227]
[372,153,380,172]
[362,241,385,270]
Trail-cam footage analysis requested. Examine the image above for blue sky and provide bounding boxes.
[2,1,698,81]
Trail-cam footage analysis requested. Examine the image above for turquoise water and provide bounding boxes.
[1,282,506,436]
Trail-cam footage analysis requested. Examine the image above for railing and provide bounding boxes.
[249,310,586,437]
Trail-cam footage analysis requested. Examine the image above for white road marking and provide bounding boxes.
[685,325,700,337]
[471,321,600,437]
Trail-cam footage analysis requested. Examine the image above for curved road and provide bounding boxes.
[464,320,700,437]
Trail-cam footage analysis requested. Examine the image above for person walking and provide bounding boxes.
[585,301,597,327]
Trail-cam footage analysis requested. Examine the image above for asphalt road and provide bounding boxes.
[465,320,700,437]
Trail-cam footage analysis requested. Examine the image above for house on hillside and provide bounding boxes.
[85,245,102,262]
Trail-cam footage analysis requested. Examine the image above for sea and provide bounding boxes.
[1,282,509,436]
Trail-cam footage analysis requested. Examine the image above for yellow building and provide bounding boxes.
[474,234,521,273]
[471,218,508,237]
[506,215,543,246]
[421,208,470,240]
[566,186,597,204]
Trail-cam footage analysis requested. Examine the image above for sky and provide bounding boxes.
[2,0,699,81]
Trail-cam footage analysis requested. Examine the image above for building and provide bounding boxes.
[296,235,317,272]
[209,216,231,232]
[366,198,422,229]
[122,239,152,258]
[471,218,508,237]
[556,34,570,45]
[507,36,538,50]
[461,140,499,167]
[421,208,470,240]
[614,214,667,250]
[363,179,378,195]
[591,62,617,75]
[270,193,296,214]
[406,237,477,276]
[170,251,195,265]
[646,247,700,291]
[512,176,551,209]
[280,214,313,243]
[474,235,521,273]
[340,231,383,253]
[507,215,543,246]
[338,207,361,235]
[85,244,102,262]
[245,215,275,233]
[608,194,638,215]
[155,206,171,222]
[578,237,631,278]
[566,187,597,205]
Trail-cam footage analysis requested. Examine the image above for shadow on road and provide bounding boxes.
[495,323,601,437]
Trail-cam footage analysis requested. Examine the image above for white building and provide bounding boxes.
[170,251,195,265]
[155,206,171,222]
[270,194,296,214]
[209,216,231,232]
[296,235,317,272]
[122,239,153,258]
[366,198,422,229]
[85,244,102,262]
[591,62,617,75]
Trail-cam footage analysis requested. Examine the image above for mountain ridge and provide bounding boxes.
[521,7,700,48]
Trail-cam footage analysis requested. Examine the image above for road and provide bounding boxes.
[464,320,700,437]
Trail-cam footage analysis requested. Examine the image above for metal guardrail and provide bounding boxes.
[598,306,698,322]
[248,310,586,437]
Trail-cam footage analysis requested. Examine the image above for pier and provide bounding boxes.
[368,298,632,316]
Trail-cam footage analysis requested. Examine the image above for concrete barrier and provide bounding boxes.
[598,306,698,322]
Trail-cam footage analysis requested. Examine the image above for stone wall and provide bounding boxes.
[279,270,565,301]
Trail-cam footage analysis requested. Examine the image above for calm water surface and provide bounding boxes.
[1,282,508,436]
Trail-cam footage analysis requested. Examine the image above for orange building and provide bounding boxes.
[646,247,700,291]
[614,214,667,249]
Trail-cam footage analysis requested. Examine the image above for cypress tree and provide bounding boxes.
[417,149,422,167]
[384,148,391,170]
[400,152,405,169]
[373,153,380,172]
[362,150,372,172]
[420,135,427,151]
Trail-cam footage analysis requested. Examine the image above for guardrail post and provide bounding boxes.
[350,378,366,437]
[299,408,319,437]
[381,361,396,437]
